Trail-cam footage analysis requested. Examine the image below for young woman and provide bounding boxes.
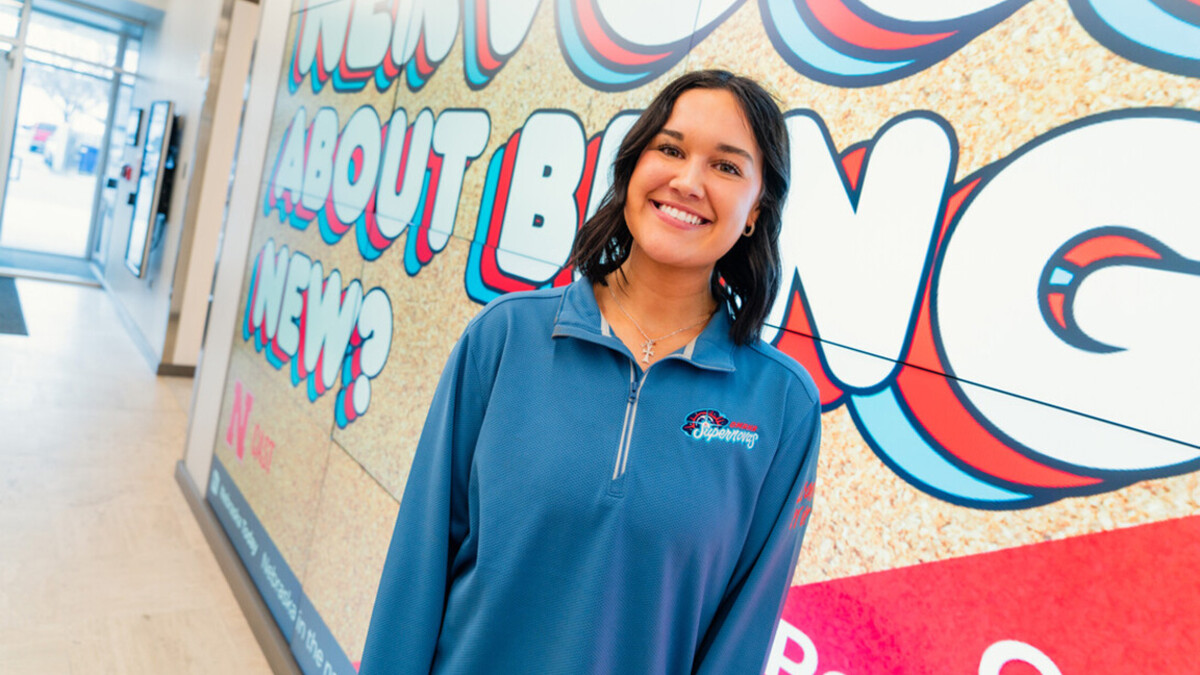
[361,70,820,674]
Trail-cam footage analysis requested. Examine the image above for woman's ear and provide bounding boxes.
[744,202,761,237]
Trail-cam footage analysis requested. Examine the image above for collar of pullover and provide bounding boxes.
[551,276,736,372]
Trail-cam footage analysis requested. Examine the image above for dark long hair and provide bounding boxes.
[569,70,790,346]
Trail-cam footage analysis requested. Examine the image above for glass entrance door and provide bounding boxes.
[0,3,138,264]
[1,60,112,257]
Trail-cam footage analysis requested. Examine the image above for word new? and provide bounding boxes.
[243,239,394,427]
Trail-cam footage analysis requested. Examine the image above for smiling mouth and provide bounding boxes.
[652,201,710,226]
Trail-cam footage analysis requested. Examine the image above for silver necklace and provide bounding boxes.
[606,285,712,365]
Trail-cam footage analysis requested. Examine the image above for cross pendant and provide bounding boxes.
[640,340,655,364]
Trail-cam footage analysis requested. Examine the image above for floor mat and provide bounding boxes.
[0,276,28,336]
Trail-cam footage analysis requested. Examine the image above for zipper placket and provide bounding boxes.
[612,362,638,481]
[610,359,659,495]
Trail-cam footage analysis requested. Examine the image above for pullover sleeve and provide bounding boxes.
[693,398,821,675]
[359,328,489,675]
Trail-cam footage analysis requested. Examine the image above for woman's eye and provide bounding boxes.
[657,144,682,158]
[716,161,742,176]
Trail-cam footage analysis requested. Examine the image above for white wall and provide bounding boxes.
[86,0,166,23]
[102,0,223,368]
[170,1,260,367]
[184,0,287,489]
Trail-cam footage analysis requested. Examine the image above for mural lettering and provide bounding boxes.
[224,381,275,472]
[465,110,638,302]
[250,425,276,473]
[765,622,1064,675]
[271,5,1200,506]
[461,106,1200,509]
[226,380,254,460]
[290,0,460,93]
[769,108,1200,509]
[1069,0,1200,79]
[243,239,395,427]
[766,111,956,388]
[464,0,541,89]
[556,0,744,91]
[978,640,1063,675]
[285,0,1198,96]
[264,106,490,272]
[758,0,1028,88]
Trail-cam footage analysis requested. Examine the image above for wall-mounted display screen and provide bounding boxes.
[124,100,173,278]
[126,107,142,147]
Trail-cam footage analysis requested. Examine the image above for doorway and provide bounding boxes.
[0,0,141,280]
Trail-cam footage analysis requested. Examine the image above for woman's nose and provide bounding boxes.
[668,159,705,198]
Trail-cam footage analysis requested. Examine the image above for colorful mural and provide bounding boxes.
[207,0,1200,672]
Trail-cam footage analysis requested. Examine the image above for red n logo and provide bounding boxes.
[226,381,253,460]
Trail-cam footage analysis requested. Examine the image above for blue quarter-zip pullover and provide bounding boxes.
[360,277,821,674]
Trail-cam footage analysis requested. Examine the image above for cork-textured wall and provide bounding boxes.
[208,1,1200,672]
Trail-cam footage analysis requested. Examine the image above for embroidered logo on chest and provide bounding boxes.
[681,409,760,450]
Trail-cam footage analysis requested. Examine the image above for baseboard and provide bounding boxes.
[98,275,198,377]
[98,273,163,373]
[175,461,301,675]
[0,264,101,287]
[0,249,100,286]
[158,363,196,377]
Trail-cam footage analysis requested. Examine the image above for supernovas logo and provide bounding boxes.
[682,409,760,450]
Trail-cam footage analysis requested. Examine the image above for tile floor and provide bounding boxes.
[0,278,271,674]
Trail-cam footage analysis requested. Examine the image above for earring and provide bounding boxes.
[743,222,756,237]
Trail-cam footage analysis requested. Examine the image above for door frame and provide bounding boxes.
[0,0,34,211]
[0,0,140,268]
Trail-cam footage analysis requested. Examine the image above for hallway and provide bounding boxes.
[0,278,270,673]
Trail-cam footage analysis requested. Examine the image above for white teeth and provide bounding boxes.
[658,203,703,225]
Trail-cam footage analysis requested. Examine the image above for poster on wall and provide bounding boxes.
[206,0,1200,673]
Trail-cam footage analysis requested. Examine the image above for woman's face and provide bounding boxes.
[623,87,764,276]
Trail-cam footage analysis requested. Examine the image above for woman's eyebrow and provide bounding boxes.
[659,127,754,162]
[716,143,754,162]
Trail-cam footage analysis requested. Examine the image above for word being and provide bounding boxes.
[287,0,1198,96]
[289,0,540,92]
[461,105,1200,509]
[265,106,489,273]
[764,622,1063,675]
[243,240,394,427]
